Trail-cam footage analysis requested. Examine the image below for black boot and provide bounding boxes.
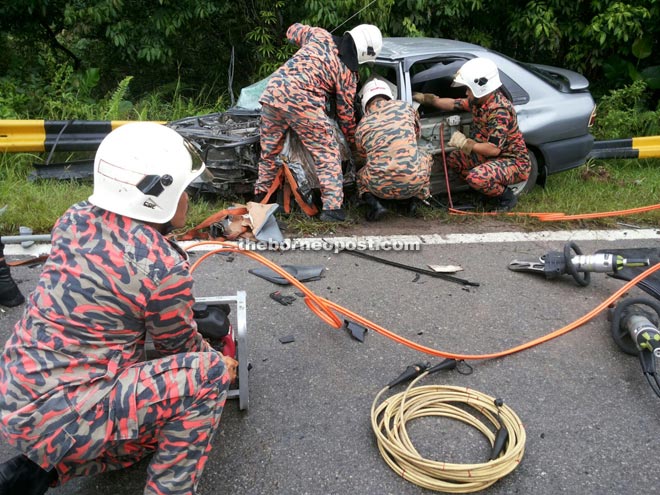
[0,244,24,308]
[493,188,518,212]
[403,198,419,217]
[318,208,346,222]
[362,193,387,222]
[253,191,267,203]
[0,454,56,495]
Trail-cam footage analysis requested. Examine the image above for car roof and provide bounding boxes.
[378,37,488,61]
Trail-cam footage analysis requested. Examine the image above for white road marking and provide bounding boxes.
[6,228,659,257]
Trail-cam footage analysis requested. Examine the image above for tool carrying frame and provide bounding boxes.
[144,290,250,410]
[195,291,250,411]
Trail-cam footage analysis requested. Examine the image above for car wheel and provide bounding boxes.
[508,150,538,196]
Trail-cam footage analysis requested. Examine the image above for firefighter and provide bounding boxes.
[253,22,383,222]
[413,57,531,211]
[0,122,238,495]
[355,77,432,221]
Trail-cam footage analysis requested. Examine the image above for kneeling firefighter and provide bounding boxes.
[0,122,237,495]
[414,58,531,211]
[355,77,432,221]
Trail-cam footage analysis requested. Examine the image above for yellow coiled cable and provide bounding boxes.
[371,376,526,493]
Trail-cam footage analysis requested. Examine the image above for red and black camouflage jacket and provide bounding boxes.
[0,201,213,467]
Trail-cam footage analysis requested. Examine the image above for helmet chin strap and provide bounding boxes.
[161,221,174,235]
[142,220,172,235]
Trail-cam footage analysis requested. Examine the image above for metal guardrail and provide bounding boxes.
[0,120,163,153]
[588,135,660,160]
[2,120,658,162]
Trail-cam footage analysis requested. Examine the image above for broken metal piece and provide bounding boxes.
[345,320,368,342]
[269,291,296,306]
[279,335,295,344]
[428,264,463,273]
[250,265,326,285]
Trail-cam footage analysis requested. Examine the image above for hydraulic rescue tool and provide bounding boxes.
[508,241,650,286]
[609,297,660,398]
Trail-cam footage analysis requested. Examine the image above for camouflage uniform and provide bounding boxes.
[0,202,230,495]
[355,99,431,200]
[448,90,531,197]
[255,23,358,210]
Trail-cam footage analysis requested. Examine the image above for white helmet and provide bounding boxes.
[89,122,206,224]
[347,24,383,64]
[452,58,502,98]
[359,77,393,113]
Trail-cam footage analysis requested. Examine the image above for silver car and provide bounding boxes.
[372,37,597,196]
[168,37,597,199]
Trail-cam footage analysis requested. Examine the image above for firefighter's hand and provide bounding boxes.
[413,92,435,105]
[449,131,476,154]
[449,131,467,148]
[412,92,425,104]
[222,355,238,383]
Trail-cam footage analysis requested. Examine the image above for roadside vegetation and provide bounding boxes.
[1,1,659,236]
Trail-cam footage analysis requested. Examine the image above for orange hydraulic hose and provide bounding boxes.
[448,202,660,221]
[437,139,660,221]
[185,240,660,361]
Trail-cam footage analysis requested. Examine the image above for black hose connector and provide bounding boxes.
[639,350,657,375]
[388,363,429,388]
[427,358,458,374]
[489,426,509,460]
[489,398,509,460]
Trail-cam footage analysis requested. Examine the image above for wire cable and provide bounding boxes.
[371,375,525,492]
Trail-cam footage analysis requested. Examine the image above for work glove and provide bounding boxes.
[412,92,425,104]
[449,131,476,153]
[413,92,434,105]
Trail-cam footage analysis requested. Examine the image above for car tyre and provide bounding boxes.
[508,149,538,197]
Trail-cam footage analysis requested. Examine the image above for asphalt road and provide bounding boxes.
[1,226,660,494]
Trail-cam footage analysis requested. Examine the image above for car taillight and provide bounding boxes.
[588,104,597,128]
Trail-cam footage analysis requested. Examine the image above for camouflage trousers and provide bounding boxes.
[357,153,432,200]
[447,150,531,197]
[54,352,229,495]
[255,103,344,210]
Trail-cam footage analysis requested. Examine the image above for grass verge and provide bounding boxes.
[1,153,659,237]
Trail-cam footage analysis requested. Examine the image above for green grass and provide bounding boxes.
[1,152,659,237]
[516,158,660,228]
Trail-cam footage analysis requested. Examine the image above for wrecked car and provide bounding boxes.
[168,37,597,199]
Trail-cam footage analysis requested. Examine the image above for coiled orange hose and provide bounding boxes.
[187,241,660,361]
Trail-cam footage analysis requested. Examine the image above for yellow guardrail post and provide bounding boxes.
[0,120,165,153]
[633,136,660,159]
[0,120,47,152]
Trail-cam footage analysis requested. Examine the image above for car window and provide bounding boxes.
[410,59,469,99]
[408,58,529,107]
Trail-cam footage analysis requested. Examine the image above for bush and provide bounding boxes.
[592,80,660,140]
